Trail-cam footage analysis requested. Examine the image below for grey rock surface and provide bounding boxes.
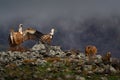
[0,43,120,79]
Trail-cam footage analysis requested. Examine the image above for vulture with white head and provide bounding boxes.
[40,28,55,44]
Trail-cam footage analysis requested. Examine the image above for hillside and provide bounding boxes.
[0,43,120,80]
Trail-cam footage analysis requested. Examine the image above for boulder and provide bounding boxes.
[32,43,45,50]
[110,66,117,73]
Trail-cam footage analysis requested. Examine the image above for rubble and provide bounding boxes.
[0,43,120,80]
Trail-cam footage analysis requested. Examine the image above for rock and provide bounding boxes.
[40,49,47,53]
[57,77,63,80]
[96,55,102,59]
[65,74,72,79]
[110,66,117,73]
[75,76,86,80]
[47,68,51,71]
[88,71,94,74]
[101,77,108,80]
[0,78,5,80]
[77,53,85,59]
[0,43,120,79]
[32,43,45,50]
[103,64,111,74]
[111,58,120,70]
[94,67,104,73]
[66,53,72,56]
[94,55,102,63]
[1,51,8,56]
[70,54,76,58]
[49,50,56,56]
[83,65,92,71]
[51,46,61,51]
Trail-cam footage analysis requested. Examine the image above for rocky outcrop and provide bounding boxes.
[0,43,120,80]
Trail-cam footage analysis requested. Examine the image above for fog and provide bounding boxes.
[0,0,120,57]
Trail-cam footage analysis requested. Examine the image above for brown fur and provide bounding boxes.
[85,45,97,57]
[102,52,111,62]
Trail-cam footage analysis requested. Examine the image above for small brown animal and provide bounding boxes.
[102,52,111,62]
[85,45,97,57]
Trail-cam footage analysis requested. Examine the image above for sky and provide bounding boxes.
[0,0,120,57]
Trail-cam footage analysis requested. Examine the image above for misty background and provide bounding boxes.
[0,0,120,58]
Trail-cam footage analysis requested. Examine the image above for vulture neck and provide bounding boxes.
[19,26,23,34]
[49,29,55,36]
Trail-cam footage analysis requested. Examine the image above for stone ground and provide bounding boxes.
[0,43,120,80]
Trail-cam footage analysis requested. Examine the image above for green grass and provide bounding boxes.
[1,62,120,80]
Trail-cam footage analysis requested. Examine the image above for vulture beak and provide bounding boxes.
[19,24,23,27]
